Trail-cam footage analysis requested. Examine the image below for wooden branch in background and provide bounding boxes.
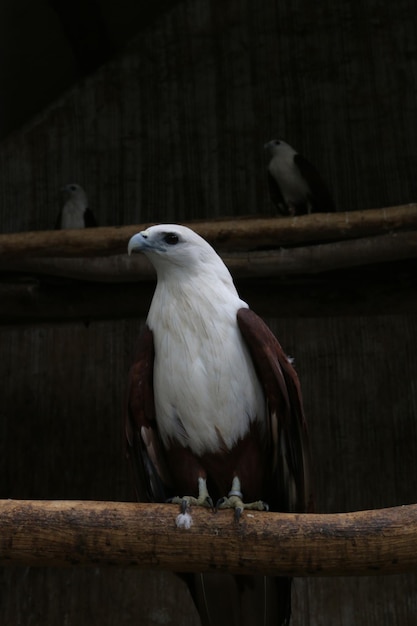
[1,231,417,283]
[1,208,416,323]
[1,499,417,577]
[225,231,417,278]
[0,205,416,259]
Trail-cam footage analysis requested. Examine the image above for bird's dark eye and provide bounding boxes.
[163,233,179,245]
[70,185,77,191]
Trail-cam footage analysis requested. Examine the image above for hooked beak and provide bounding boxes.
[127,232,149,256]
[264,140,276,151]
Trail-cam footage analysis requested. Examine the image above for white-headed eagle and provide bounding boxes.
[126,224,313,626]
[55,183,97,229]
[265,139,335,215]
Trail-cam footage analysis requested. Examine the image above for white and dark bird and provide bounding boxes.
[55,183,97,229]
[265,139,335,215]
[126,224,313,626]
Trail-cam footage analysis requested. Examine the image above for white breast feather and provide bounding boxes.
[269,153,310,205]
[61,201,86,229]
[147,273,266,456]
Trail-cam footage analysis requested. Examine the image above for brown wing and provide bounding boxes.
[294,153,335,213]
[126,325,172,502]
[84,208,98,227]
[237,308,314,513]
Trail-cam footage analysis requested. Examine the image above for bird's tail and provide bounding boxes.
[187,573,291,626]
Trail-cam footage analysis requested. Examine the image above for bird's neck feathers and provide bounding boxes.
[269,146,296,173]
[61,202,88,229]
[146,256,247,333]
[145,257,263,457]
[142,241,266,456]
[66,191,88,211]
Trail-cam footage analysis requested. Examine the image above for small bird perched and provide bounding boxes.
[55,183,97,229]
[126,224,313,626]
[265,139,335,215]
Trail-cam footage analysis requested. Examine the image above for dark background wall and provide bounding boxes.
[1,0,417,231]
[0,0,182,141]
[1,1,417,624]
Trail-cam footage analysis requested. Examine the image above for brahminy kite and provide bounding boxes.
[55,183,97,229]
[126,224,313,626]
[265,139,335,215]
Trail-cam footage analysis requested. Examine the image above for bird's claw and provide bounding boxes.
[216,477,269,520]
[167,477,215,512]
[167,476,268,521]
[167,495,214,512]
[216,495,269,520]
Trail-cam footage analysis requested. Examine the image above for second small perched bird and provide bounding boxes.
[265,139,335,215]
[55,183,98,229]
[126,224,313,626]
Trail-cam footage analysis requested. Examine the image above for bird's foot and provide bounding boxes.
[167,476,214,513]
[216,477,269,521]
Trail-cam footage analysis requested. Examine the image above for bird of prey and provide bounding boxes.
[126,224,313,626]
[265,139,335,215]
[55,183,97,229]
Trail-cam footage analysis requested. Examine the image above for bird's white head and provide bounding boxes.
[128,224,235,286]
[61,183,88,207]
[264,139,297,158]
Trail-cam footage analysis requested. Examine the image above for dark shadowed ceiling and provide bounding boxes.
[0,0,179,140]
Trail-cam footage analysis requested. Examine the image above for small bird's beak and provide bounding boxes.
[128,232,149,256]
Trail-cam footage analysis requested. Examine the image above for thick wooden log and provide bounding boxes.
[1,500,417,577]
[0,205,416,259]
[1,231,417,283]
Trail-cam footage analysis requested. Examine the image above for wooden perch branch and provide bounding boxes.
[0,205,416,260]
[1,208,416,322]
[1,231,417,283]
[1,500,417,577]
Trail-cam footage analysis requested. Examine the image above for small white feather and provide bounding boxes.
[175,511,193,529]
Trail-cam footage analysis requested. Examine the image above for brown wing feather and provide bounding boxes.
[237,308,314,513]
[126,325,172,502]
[294,153,335,213]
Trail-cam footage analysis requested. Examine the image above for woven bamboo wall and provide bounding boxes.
[1,0,417,624]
